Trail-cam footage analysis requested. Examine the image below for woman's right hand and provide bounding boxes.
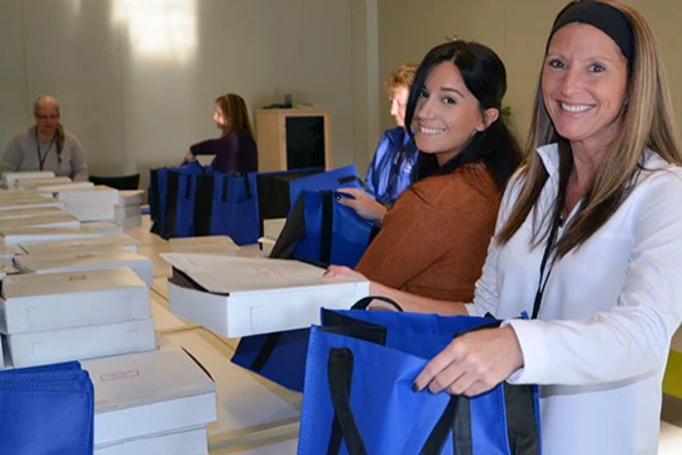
[183,151,196,162]
[335,187,387,223]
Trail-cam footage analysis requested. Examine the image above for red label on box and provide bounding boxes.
[100,369,140,381]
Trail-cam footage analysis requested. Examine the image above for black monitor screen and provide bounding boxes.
[285,116,325,169]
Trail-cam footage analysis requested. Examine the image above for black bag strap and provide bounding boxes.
[221,176,229,202]
[194,173,215,237]
[269,194,307,260]
[184,174,192,199]
[351,296,404,312]
[327,348,367,455]
[419,394,473,455]
[320,190,334,264]
[249,332,281,372]
[503,383,540,455]
[163,171,181,239]
[326,348,473,455]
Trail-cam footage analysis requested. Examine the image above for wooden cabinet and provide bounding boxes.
[255,108,332,172]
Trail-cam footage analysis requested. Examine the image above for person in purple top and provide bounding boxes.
[183,93,258,174]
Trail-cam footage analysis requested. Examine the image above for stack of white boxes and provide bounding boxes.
[0,268,155,368]
[20,234,140,255]
[1,226,102,246]
[84,349,216,454]
[1,171,56,189]
[115,190,144,231]
[52,185,120,221]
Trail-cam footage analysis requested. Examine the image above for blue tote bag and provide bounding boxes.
[0,361,94,454]
[149,167,169,236]
[270,190,375,268]
[288,164,368,210]
[298,309,541,454]
[163,162,208,239]
[207,172,260,245]
[231,296,399,392]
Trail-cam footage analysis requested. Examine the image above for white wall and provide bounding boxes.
[0,0,360,186]
[378,0,682,147]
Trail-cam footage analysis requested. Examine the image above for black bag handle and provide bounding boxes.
[327,348,368,455]
[221,176,229,203]
[320,190,334,264]
[326,347,470,455]
[194,173,215,237]
[351,296,404,312]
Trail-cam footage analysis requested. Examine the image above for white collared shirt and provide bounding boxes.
[468,143,682,455]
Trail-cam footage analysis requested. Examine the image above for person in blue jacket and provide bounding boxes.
[365,64,419,206]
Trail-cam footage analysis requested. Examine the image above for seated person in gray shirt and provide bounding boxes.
[1,95,89,181]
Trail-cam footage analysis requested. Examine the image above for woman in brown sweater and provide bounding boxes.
[336,40,521,306]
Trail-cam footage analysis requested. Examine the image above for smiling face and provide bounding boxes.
[411,62,489,166]
[34,101,60,138]
[542,22,628,152]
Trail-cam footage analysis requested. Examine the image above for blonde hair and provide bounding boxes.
[497,0,682,257]
[384,64,417,93]
[215,93,255,139]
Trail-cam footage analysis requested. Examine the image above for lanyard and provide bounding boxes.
[386,143,406,192]
[531,205,563,319]
[34,127,57,171]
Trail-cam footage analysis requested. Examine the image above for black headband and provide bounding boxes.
[549,1,634,69]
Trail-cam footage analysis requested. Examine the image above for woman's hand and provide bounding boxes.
[335,188,387,223]
[183,151,196,162]
[324,264,366,280]
[414,326,524,397]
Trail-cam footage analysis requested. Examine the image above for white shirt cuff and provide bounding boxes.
[501,319,549,384]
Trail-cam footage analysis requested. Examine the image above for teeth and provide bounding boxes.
[419,126,446,134]
[561,103,593,113]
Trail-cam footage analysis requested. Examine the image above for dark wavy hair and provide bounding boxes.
[405,40,521,191]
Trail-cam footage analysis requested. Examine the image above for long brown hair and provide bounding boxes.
[215,93,255,139]
[496,0,682,258]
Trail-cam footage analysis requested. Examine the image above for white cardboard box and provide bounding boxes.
[2,171,55,188]
[0,267,150,334]
[1,226,101,245]
[83,221,124,236]
[118,190,144,207]
[53,186,119,221]
[5,318,156,367]
[0,196,65,211]
[19,234,140,255]
[0,207,69,220]
[36,181,95,192]
[82,349,217,448]
[0,213,80,230]
[169,236,240,256]
[16,176,72,189]
[94,427,208,455]
[14,249,153,286]
[162,254,369,337]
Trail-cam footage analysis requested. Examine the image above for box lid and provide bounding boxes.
[169,236,240,255]
[16,176,72,189]
[0,207,69,220]
[2,267,145,299]
[160,253,365,294]
[1,226,101,245]
[19,234,140,255]
[82,348,215,413]
[15,249,149,272]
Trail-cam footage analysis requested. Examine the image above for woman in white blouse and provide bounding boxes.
[328,1,682,453]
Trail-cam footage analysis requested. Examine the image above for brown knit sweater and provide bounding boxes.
[355,165,501,303]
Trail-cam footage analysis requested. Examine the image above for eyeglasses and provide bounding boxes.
[36,114,59,121]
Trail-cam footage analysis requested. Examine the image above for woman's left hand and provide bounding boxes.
[413,326,524,397]
[335,188,387,223]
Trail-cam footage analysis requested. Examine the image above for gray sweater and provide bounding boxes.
[1,126,89,181]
